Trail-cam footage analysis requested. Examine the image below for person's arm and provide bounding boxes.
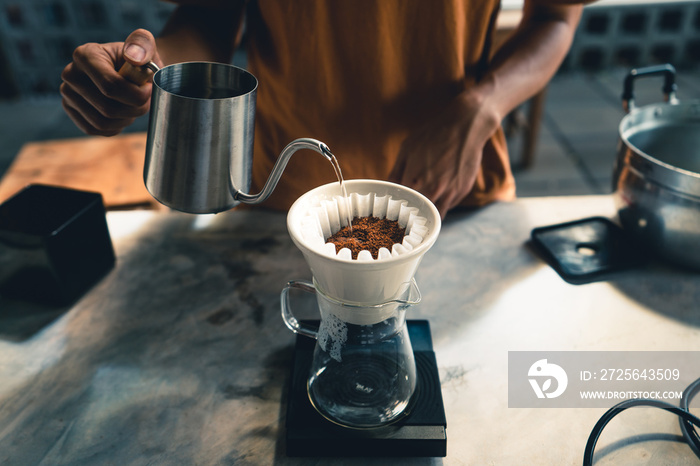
[60,2,245,136]
[480,1,584,122]
[389,1,584,218]
[156,3,245,65]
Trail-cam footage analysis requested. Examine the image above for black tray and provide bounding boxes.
[530,216,647,285]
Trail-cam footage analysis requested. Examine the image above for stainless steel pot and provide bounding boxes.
[613,64,700,269]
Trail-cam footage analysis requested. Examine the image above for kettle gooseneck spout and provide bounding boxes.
[234,138,334,205]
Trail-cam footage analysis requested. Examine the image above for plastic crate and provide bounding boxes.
[0,0,175,97]
[566,0,700,71]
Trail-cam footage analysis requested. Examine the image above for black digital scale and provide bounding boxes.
[285,319,447,458]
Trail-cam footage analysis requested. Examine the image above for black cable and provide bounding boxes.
[583,377,700,466]
[679,377,700,458]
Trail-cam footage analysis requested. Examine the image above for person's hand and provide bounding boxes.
[388,89,501,218]
[60,29,162,136]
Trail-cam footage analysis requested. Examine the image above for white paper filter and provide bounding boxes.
[298,192,428,261]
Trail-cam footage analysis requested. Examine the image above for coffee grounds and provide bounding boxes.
[326,216,406,260]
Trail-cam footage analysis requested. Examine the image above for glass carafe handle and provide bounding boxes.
[280,280,319,339]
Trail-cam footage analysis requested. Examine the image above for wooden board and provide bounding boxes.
[0,132,162,210]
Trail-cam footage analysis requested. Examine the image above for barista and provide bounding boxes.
[60,0,587,218]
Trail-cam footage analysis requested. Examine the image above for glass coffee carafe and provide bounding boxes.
[281,278,421,428]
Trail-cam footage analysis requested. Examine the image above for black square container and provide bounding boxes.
[0,184,115,305]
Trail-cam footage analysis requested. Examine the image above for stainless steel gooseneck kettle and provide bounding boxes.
[122,61,333,214]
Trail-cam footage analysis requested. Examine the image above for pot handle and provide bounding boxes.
[622,64,678,113]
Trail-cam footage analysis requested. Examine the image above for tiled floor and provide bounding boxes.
[509,65,700,197]
[1,66,699,199]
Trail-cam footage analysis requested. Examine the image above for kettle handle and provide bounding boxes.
[235,138,334,204]
[622,63,678,113]
[118,61,160,85]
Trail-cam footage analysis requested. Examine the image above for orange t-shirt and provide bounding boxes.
[246,0,515,211]
[168,0,518,210]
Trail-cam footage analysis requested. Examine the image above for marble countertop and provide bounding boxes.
[1,195,699,465]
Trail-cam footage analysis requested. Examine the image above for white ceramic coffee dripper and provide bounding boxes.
[286,179,441,305]
[281,179,441,428]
